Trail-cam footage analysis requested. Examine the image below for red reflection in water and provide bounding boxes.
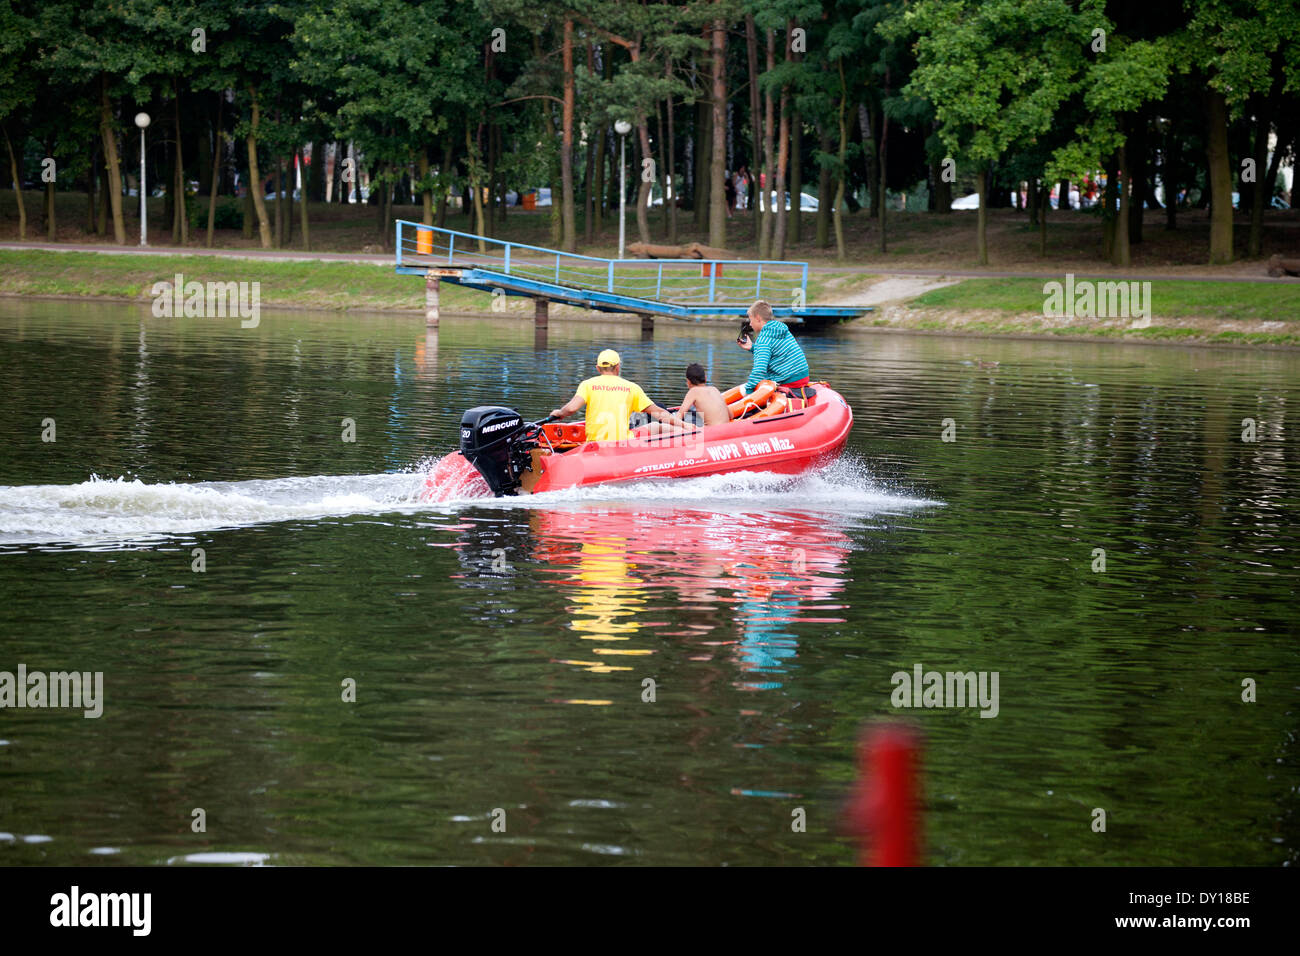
[528,507,852,686]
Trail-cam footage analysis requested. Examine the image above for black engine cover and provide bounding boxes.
[460,406,527,496]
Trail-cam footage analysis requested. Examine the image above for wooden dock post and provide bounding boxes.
[424,272,440,328]
[639,313,654,335]
[534,298,549,329]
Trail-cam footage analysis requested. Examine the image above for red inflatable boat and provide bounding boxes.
[423,381,853,502]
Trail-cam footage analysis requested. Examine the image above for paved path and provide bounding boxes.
[3,240,1296,284]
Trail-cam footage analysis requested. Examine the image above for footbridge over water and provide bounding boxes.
[394,220,871,333]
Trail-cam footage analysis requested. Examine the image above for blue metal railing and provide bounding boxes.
[395,220,810,307]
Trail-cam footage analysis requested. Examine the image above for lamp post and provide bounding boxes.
[134,112,150,246]
[614,119,631,259]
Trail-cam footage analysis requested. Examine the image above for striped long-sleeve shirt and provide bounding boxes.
[745,319,809,390]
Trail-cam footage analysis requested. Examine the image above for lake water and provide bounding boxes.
[0,299,1296,865]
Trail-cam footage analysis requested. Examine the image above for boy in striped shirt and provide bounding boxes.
[739,300,811,396]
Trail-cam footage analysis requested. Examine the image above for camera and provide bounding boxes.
[737,320,754,345]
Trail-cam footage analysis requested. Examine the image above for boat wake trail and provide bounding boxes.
[0,473,429,548]
[0,457,936,548]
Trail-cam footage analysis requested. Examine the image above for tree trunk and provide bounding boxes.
[636,122,653,244]
[560,18,577,252]
[789,110,802,244]
[297,146,309,249]
[274,155,284,247]
[1058,178,1070,211]
[435,138,452,229]
[3,125,27,240]
[745,14,763,246]
[592,123,607,235]
[1039,181,1048,256]
[164,135,176,241]
[975,166,988,265]
[467,121,486,250]
[833,62,848,261]
[1247,101,1270,257]
[242,185,254,238]
[583,45,597,244]
[308,139,325,201]
[1127,116,1146,247]
[245,88,272,248]
[86,141,97,234]
[99,79,126,244]
[382,165,393,248]
[931,150,952,214]
[174,82,189,245]
[709,16,727,249]
[419,148,433,225]
[285,152,294,245]
[665,65,677,244]
[1113,146,1131,267]
[495,122,506,223]
[44,172,55,240]
[483,123,495,235]
[1102,155,1118,260]
[816,124,832,247]
[206,92,223,247]
[760,28,776,258]
[197,106,213,197]
[1164,126,1178,231]
[693,97,710,229]
[1205,89,1233,265]
[773,21,793,259]
[862,104,878,218]
[99,162,110,235]
[655,97,668,239]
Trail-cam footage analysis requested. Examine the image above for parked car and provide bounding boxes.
[756,191,819,212]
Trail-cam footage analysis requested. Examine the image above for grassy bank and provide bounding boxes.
[876,277,1300,347]
[0,249,873,317]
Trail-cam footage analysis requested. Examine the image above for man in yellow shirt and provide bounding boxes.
[550,349,683,441]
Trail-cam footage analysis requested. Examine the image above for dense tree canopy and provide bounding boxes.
[2,0,1296,263]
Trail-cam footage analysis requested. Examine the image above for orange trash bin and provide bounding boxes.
[416,228,433,255]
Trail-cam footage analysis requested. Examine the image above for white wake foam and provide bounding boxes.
[0,457,937,547]
[0,473,428,547]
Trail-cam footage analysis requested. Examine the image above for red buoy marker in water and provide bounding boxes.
[846,724,922,866]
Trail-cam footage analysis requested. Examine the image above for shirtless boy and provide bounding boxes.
[679,363,730,426]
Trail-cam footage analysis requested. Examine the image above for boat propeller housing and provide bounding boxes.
[459,406,531,496]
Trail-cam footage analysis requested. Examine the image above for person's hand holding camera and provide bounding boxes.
[737,321,755,350]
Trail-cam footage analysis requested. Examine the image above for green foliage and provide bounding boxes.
[190,196,242,231]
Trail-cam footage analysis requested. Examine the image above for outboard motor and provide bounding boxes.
[460,406,532,496]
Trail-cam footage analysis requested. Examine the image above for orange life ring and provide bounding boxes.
[750,393,790,419]
[726,380,777,419]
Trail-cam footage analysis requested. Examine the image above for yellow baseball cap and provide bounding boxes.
[596,349,621,367]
